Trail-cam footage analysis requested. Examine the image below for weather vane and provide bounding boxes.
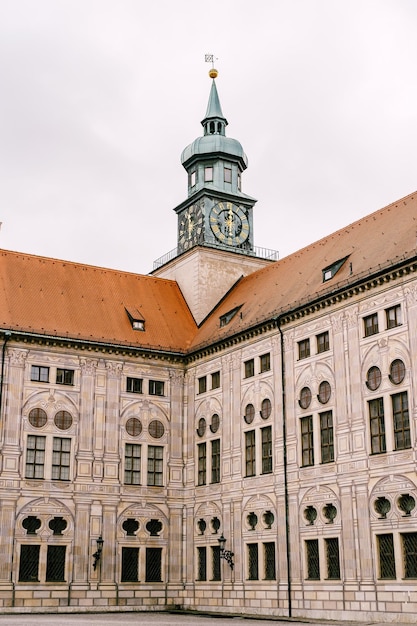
[205,53,218,78]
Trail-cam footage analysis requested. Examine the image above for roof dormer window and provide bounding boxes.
[125,306,145,332]
[322,256,349,282]
[220,305,242,327]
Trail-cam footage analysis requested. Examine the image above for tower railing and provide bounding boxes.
[152,244,279,271]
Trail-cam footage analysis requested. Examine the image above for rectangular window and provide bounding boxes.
[197,546,207,581]
[325,538,340,579]
[320,411,334,463]
[316,331,329,354]
[125,443,141,485]
[244,359,254,378]
[369,398,386,454]
[52,437,71,480]
[211,545,221,581]
[245,430,256,477]
[46,545,66,582]
[18,545,40,582]
[377,533,396,579]
[259,353,271,373]
[224,166,232,183]
[301,416,314,467]
[204,166,213,182]
[31,365,49,383]
[248,543,259,580]
[402,532,417,578]
[306,539,320,580]
[298,339,310,360]
[56,368,74,385]
[211,439,220,484]
[25,435,45,479]
[386,304,402,329]
[198,376,207,394]
[237,172,241,191]
[147,446,163,486]
[149,380,164,396]
[263,542,276,580]
[190,170,196,187]
[392,391,411,450]
[121,547,139,582]
[261,426,273,474]
[126,377,143,394]
[364,312,379,337]
[145,547,162,582]
[197,442,206,486]
[211,371,220,389]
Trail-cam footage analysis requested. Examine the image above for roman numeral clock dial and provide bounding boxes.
[209,201,250,246]
[178,204,203,251]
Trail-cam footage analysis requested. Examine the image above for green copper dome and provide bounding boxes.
[181,79,248,171]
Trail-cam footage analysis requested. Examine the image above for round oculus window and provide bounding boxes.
[366,366,382,391]
[28,408,47,428]
[197,417,206,437]
[244,403,255,424]
[54,410,73,430]
[390,359,405,385]
[299,387,312,409]
[261,398,272,419]
[126,417,142,437]
[210,413,220,433]
[318,381,331,404]
[149,419,164,439]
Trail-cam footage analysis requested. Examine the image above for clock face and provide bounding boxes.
[178,204,203,251]
[209,201,250,245]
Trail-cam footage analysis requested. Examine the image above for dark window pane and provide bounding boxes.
[121,547,139,582]
[325,538,340,579]
[402,533,417,578]
[392,392,411,450]
[261,426,272,474]
[264,542,276,580]
[301,416,314,466]
[306,539,320,579]
[211,545,221,581]
[369,398,386,454]
[248,543,259,580]
[378,534,396,579]
[245,430,256,477]
[366,366,382,391]
[364,313,379,337]
[211,439,220,484]
[198,442,206,486]
[197,546,207,581]
[125,443,141,485]
[19,545,40,582]
[46,545,66,582]
[390,359,405,385]
[145,547,162,582]
[320,411,334,463]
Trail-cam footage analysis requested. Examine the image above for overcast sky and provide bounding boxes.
[1,0,417,274]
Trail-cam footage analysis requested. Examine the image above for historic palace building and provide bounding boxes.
[0,69,416,623]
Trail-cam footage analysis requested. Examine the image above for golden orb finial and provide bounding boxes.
[208,68,218,79]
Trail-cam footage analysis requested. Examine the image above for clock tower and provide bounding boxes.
[153,68,277,324]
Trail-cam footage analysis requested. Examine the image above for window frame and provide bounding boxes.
[316,331,329,354]
[298,339,310,360]
[197,442,207,486]
[210,439,220,484]
[31,365,49,383]
[149,380,165,396]
[126,377,143,394]
[211,371,220,390]
[261,425,273,474]
[301,416,314,467]
[364,312,379,337]
[147,445,164,486]
[386,304,402,329]
[124,443,141,485]
[245,430,256,477]
[369,398,386,454]
[51,437,71,481]
[244,359,255,378]
[259,353,271,373]
[56,368,74,386]
[198,376,207,394]
[320,411,334,464]
[392,391,411,450]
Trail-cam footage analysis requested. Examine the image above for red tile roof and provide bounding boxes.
[1,191,416,356]
[190,191,417,351]
[0,251,197,353]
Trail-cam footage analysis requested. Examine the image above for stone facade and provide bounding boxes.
[0,263,416,622]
